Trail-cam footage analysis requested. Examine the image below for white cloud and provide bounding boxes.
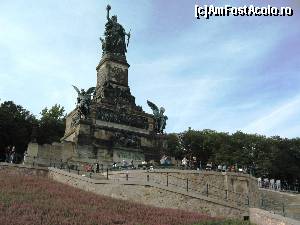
[243,95,300,135]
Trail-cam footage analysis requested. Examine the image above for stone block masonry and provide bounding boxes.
[249,208,300,225]
[48,167,249,219]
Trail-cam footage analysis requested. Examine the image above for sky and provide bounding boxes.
[0,0,299,138]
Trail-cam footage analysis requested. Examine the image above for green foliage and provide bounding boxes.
[37,104,65,145]
[166,133,183,159]
[167,128,300,184]
[40,104,65,122]
[0,101,37,160]
[0,101,66,160]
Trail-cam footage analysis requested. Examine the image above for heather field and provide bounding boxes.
[0,167,249,225]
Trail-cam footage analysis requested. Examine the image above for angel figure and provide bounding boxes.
[72,85,95,119]
[147,100,168,134]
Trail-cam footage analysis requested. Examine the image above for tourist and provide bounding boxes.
[131,160,134,168]
[5,146,10,163]
[90,164,94,173]
[270,179,275,190]
[263,178,269,188]
[222,165,227,172]
[181,157,188,169]
[258,177,262,188]
[160,155,167,165]
[84,164,93,173]
[205,162,212,171]
[122,160,129,168]
[275,180,281,191]
[230,165,235,172]
[141,161,147,170]
[10,146,16,163]
[191,156,197,169]
[95,163,100,173]
[294,179,299,192]
[23,151,28,165]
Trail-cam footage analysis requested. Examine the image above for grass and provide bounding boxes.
[0,167,250,225]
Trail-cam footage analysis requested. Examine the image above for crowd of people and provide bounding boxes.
[84,163,101,173]
[258,178,281,190]
[82,160,136,173]
[178,156,250,173]
[258,178,300,192]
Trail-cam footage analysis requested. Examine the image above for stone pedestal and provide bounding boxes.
[59,53,167,166]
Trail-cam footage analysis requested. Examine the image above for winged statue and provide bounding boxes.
[147,100,168,134]
[72,85,96,119]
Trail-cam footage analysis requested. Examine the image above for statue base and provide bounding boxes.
[25,52,167,168]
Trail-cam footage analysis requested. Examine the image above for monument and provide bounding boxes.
[25,5,168,168]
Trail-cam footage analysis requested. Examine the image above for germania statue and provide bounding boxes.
[100,5,131,56]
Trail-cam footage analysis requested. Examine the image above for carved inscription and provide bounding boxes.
[97,107,149,129]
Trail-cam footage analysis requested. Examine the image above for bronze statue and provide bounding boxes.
[72,85,95,119]
[147,100,168,134]
[100,5,131,56]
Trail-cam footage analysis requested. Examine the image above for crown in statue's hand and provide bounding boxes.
[107,5,111,11]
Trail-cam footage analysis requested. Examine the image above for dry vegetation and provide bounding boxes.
[0,167,219,225]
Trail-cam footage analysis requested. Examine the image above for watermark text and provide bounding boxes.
[195,4,294,19]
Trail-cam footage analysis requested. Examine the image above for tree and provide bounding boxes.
[166,133,183,159]
[212,131,232,165]
[37,104,65,145]
[180,129,202,160]
[166,128,300,187]
[0,101,37,161]
[269,137,300,184]
[0,101,66,162]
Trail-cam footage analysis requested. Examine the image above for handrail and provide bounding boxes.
[22,156,251,206]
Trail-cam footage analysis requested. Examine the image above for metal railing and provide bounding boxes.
[259,195,287,217]
[22,156,251,207]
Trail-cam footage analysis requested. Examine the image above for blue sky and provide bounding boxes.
[0,1,299,137]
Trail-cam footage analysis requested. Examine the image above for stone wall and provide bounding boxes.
[63,109,78,140]
[1,164,261,219]
[259,189,300,221]
[48,168,248,219]
[26,141,74,166]
[249,208,299,225]
[107,169,260,208]
[0,163,48,177]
